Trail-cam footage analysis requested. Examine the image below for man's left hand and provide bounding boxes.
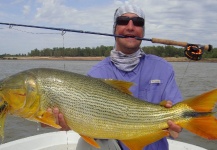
[165,101,182,139]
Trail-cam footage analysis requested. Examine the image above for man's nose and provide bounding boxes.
[126,20,134,29]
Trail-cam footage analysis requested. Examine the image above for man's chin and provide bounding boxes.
[122,46,140,54]
[125,42,141,50]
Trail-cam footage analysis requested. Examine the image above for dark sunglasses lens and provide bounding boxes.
[116,17,144,27]
[116,17,130,25]
[132,17,144,26]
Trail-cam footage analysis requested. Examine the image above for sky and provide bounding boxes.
[0,0,217,55]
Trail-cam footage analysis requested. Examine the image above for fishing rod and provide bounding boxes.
[0,22,213,60]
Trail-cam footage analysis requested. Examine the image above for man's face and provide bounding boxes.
[115,13,144,54]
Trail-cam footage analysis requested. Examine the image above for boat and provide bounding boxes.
[0,131,207,150]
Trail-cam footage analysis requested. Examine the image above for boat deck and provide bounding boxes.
[0,131,207,150]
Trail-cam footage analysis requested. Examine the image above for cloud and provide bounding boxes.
[127,0,217,46]
[35,0,77,24]
[33,0,117,35]
[23,5,30,15]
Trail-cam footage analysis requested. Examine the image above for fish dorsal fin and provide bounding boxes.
[80,134,100,148]
[103,79,134,95]
[121,130,169,150]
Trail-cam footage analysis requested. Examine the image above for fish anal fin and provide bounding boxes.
[35,111,61,129]
[103,79,134,95]
[80,134,100,148]
[121,130,169,150]
[183,88,217,112]
[180,116,217,140]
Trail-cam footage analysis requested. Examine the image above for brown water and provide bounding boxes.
[0,60,217,149]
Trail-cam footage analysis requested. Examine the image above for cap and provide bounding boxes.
[113,4,145,34]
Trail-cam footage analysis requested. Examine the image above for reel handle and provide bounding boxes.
[152,38,212,51]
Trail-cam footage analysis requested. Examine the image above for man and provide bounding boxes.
[50,4,183,150]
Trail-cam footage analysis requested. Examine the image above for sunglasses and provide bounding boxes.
[116,16,144,27]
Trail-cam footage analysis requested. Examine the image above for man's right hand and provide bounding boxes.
[41,107,71,131]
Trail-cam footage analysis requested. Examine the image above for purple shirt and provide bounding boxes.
[87,54,182,150]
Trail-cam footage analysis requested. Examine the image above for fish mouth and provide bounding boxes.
[0,98,8,113]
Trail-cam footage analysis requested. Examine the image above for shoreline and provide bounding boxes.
[1,56,105,61]
[1,56,217,62]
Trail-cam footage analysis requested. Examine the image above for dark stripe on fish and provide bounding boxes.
[183,111,213,118]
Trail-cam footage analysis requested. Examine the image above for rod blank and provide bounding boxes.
[0,22,212,51]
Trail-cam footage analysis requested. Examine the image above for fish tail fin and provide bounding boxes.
[182,116,217,140]
[180,88,217,139]
[183,88,217,112]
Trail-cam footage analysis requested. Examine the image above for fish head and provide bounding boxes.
[0,72,38,114]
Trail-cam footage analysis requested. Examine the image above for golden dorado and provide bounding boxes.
[0,68,217,150]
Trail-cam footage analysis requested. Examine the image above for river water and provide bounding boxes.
[0,59,217,149]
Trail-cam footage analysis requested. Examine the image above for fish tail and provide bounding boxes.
[180,88,217,140]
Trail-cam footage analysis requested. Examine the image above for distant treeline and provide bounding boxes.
[1,45,217,58]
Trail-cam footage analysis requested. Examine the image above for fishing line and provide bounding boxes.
[7,27,60,35]
[61,31,66,49]
[177,60,192,89]
[172,57,194,101]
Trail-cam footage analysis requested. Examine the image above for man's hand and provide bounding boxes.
[41,107,71,131]
[165,101,182,139]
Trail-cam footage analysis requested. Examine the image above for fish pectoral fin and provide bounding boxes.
[121,130,169,150]
[35,111,61,129]
[80,134,100,148]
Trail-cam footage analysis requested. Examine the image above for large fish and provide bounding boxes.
[0,68,217,150]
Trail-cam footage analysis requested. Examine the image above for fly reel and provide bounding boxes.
[184,44,212,61]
